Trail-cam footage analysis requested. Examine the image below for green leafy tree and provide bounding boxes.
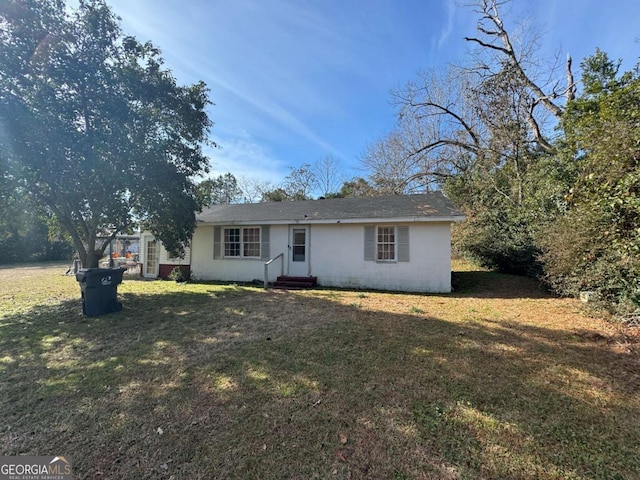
[0,0,213,267]
[442,62,566,274]
[261,187,293,202]
[261,164,316,201]
[197,173,242,206]
[539,51,640,312]
[334,177,380,198]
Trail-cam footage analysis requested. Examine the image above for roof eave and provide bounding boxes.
[196,215,466,226]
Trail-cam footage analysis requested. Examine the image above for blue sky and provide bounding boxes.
[102,0,639,187]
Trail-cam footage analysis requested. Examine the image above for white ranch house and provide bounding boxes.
[139,192,465,292]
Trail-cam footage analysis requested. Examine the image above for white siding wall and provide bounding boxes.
[191,222,452,292]
[310,223,451,292]
[159,245,191,265]
[190,225,289,282]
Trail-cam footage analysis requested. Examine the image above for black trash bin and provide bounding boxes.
[75,268,125,317]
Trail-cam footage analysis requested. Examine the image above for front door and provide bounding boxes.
[288,226,309,277]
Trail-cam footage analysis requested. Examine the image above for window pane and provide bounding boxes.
[293,245,305,261]
[224,228,240,242]
[242,227,261,257]
[292,228,305,261]
[224,228,240,257]
[377,226,395,261]
[243,228,259,243]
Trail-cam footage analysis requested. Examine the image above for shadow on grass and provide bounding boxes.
[451,269,551,299]
[1,285,639,479]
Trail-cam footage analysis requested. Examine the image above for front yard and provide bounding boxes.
[1,262,638,479]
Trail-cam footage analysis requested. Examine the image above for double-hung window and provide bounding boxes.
[224,228,241,257]
[377,226,396,261]
[242,227,261,257]
[364,225,409,263]
[223,227,260,258]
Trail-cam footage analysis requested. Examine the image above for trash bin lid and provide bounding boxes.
[76,268,125,286]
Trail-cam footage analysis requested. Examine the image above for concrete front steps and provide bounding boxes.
[272,275,318,290]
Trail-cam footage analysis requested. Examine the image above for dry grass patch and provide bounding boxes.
[1,262,638,479]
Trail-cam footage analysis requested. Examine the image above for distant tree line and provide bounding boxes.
[198,155,390,205]
[0,179,72,263]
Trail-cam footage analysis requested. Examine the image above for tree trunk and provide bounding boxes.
[86,250,101,268]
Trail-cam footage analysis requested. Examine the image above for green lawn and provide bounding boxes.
[1,262,638,479]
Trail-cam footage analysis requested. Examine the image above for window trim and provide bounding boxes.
[376,226,397,262]
[364,225,409,263]
[222,226,261,259]
[242,227,261,258]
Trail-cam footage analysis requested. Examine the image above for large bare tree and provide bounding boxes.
[313,155,344,197]
[362,66,484,194]
[464,0,575,151]
[362,0,577,197]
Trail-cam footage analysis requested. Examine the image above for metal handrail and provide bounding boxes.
[264,253,284,289]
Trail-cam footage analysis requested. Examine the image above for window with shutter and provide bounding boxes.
[364,225,410,263]
[215,226,263,259]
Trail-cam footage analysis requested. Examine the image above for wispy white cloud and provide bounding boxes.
[110,0,349,163]
[438,0,457,49]
[96,0,640,189]
[204,132,286,185]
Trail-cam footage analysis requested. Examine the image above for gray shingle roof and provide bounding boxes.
[196,192,464,225]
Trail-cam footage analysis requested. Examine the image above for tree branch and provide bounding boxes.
[467,0,565,120]
[464,36,510,56]
[407,100,482,151]
[525,102,555,153]
[566,54,576,102]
